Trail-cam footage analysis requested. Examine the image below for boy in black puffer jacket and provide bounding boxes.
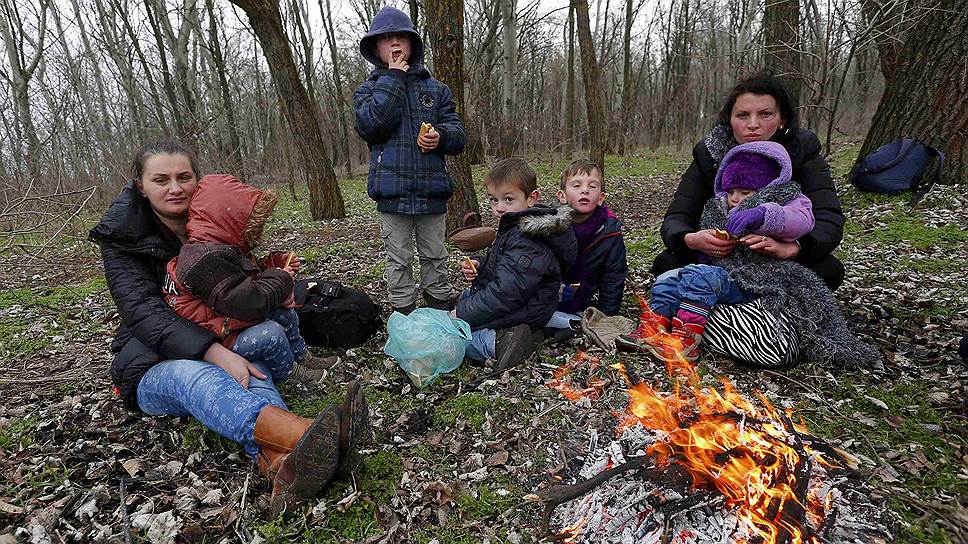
[453,159,577,370]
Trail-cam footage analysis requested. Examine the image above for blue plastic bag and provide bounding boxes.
[383,308,472,387]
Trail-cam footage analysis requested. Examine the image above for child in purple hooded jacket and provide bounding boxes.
[617,141,814,361]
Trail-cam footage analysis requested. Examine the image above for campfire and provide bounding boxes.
[530,352,896,544]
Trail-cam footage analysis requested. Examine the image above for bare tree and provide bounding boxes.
[573,0,606,171]
[426,0,479,233]
[0,0,50,173]
[228,0,346,219]
[320,0,353,174]
[499,0,517,157]
[858,0,967,185]
[762,0,802,101]
[204,0,244,173]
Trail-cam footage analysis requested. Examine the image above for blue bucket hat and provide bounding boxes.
[359,7,424,68]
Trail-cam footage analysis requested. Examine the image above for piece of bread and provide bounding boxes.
[714,229,732,240]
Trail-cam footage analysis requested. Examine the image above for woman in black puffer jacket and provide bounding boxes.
[89,140,366,516]
[653,71,846,290]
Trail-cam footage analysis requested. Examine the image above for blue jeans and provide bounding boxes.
[137,308,306,458]
[231,308,307,382]
[545,311,581,330]
[650,265,753,317]
[465,328,496,361]
[456,288,496,361]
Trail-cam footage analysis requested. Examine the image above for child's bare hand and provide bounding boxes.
[461,259,479,281]
[284,255,301,275]
[417,129,440,151]
[388,50,409,72]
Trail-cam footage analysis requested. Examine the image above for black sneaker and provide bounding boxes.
[493,324,536,371]
[423,292,455,311]
[393,303,416,316]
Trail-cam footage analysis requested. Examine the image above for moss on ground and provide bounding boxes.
[434,393,511,432]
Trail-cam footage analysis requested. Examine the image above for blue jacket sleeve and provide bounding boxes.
[434,84,466,156]
[596,236,628,316]
[456,237,547,328]
[353,74,406,145]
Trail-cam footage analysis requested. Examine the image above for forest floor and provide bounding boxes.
[0,145,965,544]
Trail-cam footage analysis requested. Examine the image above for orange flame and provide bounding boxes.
[614,351,833,544]
[547,352,611,402]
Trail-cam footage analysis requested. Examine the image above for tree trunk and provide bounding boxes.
[205,0,244,174]
[499,0,517,157]
[0,0,50,174]
[574,0,607,172]
[229,0,346,219]
[320,0,353,174]
[565,3,576,152]
[762,0,802,102]
[619,0,634,156]
[857,0,967,185]
[143,0,187,140]
[860,0,905,78]
[425,0,479,233]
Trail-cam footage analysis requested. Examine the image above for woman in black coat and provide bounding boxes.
[89,140,365,516]
[652,71,846,290]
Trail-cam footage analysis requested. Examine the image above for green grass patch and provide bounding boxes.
[455,483,519,521]
[180,420,243,454]
[898,256,963,274]
[861,217,968,249]
[434,393,510,432]
[359,450,404,503]
[827,143,862,180]
[796,377,967,500]
[0,276,107,310]
[0,416,38,450]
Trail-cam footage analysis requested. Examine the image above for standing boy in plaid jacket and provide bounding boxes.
[354,6,467,315]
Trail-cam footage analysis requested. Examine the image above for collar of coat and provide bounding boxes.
[498,205,575,238]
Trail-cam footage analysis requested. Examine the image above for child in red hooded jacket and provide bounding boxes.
[163,174,335,385]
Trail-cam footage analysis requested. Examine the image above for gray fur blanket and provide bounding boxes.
[700,183,881,368]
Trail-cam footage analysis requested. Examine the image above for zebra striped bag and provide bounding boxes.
[703,298,801,367]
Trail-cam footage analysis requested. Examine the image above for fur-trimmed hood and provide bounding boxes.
[513,205,575,237]
[186,174,277,253]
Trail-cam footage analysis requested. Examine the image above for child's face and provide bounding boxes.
[727,188,756,209]
[375,32,412,65]
[557,169,605,217]
[486,182,539,218]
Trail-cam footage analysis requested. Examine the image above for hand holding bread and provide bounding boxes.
[417,122,439,152]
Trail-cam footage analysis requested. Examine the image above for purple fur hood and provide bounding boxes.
[713,141,793,197]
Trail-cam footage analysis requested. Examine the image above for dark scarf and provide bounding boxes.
[700,181,881,368]
[566,205,609,288]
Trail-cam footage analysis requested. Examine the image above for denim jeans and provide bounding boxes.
[465,328,496,361]
[137,359,284,458]
[545,311,582,330]
[231,308,307,382]
[137,308,306,458]
[650,264,754,318]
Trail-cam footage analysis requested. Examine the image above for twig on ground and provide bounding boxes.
[525,454,655,535]
[119,478,133,544]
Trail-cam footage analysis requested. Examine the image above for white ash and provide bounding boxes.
[549,426,896,543]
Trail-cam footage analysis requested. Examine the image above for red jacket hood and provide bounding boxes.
[186,174,274,252]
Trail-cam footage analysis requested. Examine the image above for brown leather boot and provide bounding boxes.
[254,405,340,517]
[335,380,369,481]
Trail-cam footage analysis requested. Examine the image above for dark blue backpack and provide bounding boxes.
[850,138,944,206]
